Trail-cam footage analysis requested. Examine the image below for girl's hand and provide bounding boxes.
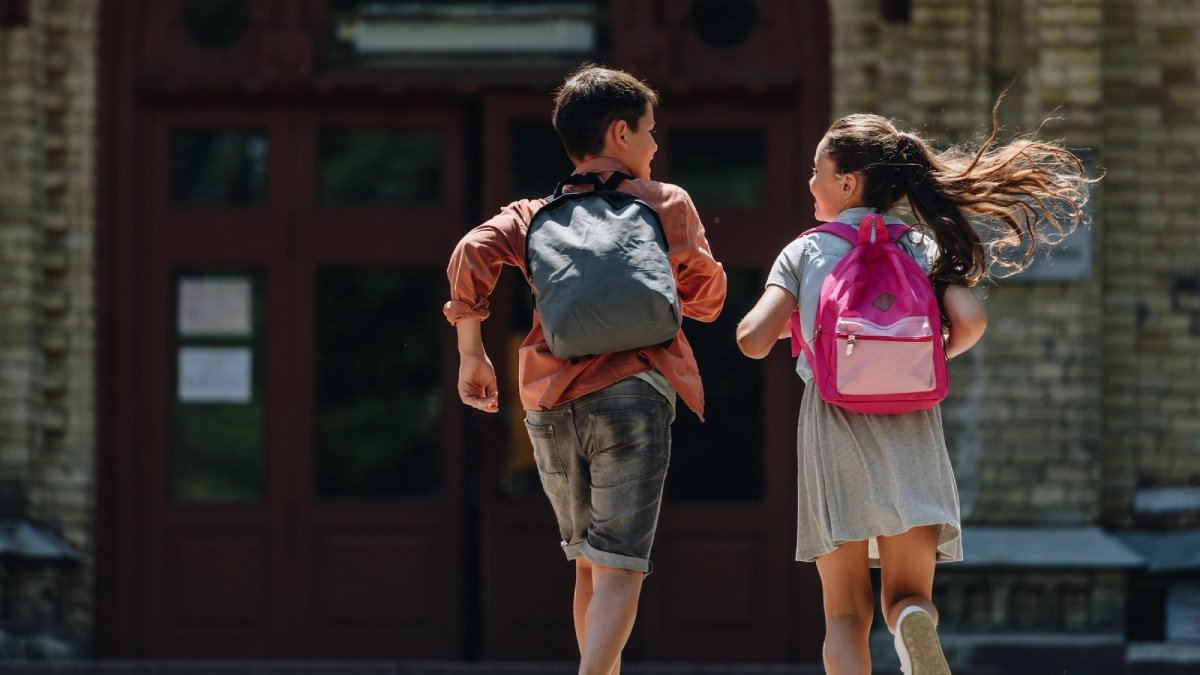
[736,285,798,359]
[944,284,987,358]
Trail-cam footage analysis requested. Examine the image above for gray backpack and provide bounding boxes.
[525,172,681,360]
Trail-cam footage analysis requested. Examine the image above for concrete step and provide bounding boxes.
[0,661,1003,675]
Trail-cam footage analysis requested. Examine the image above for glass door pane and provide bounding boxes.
[172,271,266,502]
[668,268,764,501]
[316,268,443,498]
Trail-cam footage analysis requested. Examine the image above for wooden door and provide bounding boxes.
[137,102,467,657]
[477,95,822,662]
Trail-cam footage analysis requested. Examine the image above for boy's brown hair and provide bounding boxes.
[552,64,659,161]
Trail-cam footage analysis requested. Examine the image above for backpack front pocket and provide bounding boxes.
[835,316,936,395]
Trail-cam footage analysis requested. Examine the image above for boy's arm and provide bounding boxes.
[444,208,524,412]
[673,192,727,322]
[944,284,987,358]
[455,318,498,412]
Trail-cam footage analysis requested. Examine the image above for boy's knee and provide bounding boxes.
[590,563,644,588]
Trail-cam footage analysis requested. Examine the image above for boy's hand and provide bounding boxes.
[458,352,499,413]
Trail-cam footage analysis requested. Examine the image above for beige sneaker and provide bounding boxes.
[893,605,951,675]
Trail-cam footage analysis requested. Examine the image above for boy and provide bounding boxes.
[444,64,726,675]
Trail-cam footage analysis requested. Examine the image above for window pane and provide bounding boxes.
[328,1,608,69]
[319,129,441,206]
[172,130,268,207]
[668,269,763,501]
[510,120,573,200]
[173,272,265,502]
[317,268,442,499]
[185,0,249,48]
[669,129,765,208]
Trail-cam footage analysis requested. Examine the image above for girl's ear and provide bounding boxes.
[842,171,863,203]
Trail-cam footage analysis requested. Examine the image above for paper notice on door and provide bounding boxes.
[178,347,253,403]
[178,277,253,337]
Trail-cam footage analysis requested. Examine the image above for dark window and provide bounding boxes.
[172,129,268,207]
[669,268,764,502]
[317,268,442,499]
[691,0,757,49]
[669,128,766,208]
[510,120,573,200]
[319,129,442,206]
[185,0,249,48]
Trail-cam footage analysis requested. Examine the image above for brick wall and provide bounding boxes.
[0,0,97,653]
[831,0,1105,525]
[1099,0,1200,525]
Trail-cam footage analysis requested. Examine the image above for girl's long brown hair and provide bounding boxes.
[821,101,1094,297]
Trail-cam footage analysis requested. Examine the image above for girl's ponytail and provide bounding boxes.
[821,106,1093,289]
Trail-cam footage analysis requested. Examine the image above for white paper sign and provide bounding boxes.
[178,278,252,337]
[178,347,253,403]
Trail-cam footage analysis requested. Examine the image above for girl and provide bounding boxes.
[736,110,1090,675]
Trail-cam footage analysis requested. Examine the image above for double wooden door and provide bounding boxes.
[136,103,466,657]
[117,95,819,660]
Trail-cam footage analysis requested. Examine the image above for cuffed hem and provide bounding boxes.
[562,541,653,576]
[443,300,490,325]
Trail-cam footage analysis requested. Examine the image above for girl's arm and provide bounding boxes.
[736,285,797,359]
[944,284,987,358]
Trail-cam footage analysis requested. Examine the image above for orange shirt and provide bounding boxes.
[444,158,727,419]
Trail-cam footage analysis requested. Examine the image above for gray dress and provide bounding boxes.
[768,208,962,567]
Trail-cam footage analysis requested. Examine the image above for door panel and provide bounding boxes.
[140,104,467,657]
[142,107,292,656]
[287,106,466,657]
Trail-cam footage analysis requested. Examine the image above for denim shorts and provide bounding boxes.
[524,377,674,575]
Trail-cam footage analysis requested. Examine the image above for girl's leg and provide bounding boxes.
[875,525,939,630]
[813,540,874,675]
[877,525,950,674]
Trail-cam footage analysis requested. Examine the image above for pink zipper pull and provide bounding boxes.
[845,334,856,356]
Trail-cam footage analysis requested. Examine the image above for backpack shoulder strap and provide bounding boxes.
[802,221,859,244]
[602,171,635,191]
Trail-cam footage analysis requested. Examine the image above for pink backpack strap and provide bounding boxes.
[802,217,913,246]
[803,221,858,243]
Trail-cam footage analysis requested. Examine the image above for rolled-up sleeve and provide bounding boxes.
[443,207,525,325]
[672,191,727,323]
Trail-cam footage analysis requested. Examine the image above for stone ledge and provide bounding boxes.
[956,525,1144,569]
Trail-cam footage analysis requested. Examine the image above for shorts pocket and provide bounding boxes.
[525,420,568,498]
[588,408,666,488]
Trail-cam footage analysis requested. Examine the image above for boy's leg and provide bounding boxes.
[579,564,643,675]
[573,378,673,675]
[574,557,626,675]
[574,558,594,653]
[813,540,873,675]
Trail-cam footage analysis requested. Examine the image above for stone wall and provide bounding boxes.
[0,0,98,655]
[1099,0,1200,526]
[832,0,1199,529]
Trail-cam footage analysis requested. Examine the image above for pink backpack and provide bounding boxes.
[789,214,948,414]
